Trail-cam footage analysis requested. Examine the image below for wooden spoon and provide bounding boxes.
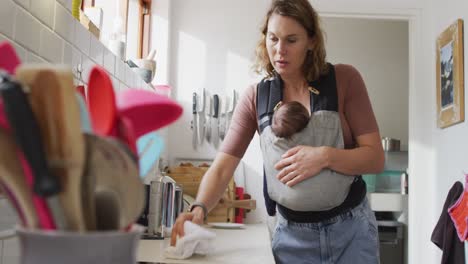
[16,66,86,231]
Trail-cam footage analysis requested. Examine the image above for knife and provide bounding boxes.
[226,90,238,133]
[205,96,212,144]
[191,92,198,150]
[219,98,227,141]
[197,88,206,145]
[212,94,220,148]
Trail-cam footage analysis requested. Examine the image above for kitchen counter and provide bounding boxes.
[137,223,275,264]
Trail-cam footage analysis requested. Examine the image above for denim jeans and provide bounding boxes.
[271,199,379,264]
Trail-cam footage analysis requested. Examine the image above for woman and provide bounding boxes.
[171,0,384,263]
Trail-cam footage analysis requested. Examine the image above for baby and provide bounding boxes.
[263,100,354,211]
[271,101,310,138]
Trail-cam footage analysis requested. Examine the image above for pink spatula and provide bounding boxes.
[0,41,21,75]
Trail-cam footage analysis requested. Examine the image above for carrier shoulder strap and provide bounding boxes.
[256,63,338,134]
[256,77,282,133]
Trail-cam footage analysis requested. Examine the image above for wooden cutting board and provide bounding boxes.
[167,165,236,223]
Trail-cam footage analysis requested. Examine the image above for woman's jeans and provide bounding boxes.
[271,199,379,264]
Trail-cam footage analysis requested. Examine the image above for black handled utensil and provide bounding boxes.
[0,73,65,229]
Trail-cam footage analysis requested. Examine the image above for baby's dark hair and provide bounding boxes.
[272,101,310,138]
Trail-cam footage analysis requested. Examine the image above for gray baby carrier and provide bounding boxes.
[257,64,362,217]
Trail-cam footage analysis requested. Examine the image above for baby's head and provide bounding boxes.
[271,101,310,138]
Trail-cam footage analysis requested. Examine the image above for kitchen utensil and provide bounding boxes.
[205,96,212,143]
[87,66,118,136]
[147,178,165,238]
[76,85,87,102]
[0,41,21,75]
[219,97,228,141]
[87,66,137,152]
[381,137,400,151]
[147,176,183,238]
[197,88,206,144]
[137,131,165,178]
[76,93,93,133]
[226,90,237,133]
[16,66,86,231]
[212,94,220,147]
[191,92,198,149]
[81,134,97,230]
[85,134,145,230]
[116,89,183,139]
[0,75,60,230]
[0,128,38,228]
[0,97,54,229]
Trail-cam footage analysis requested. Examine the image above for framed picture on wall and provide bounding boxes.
[436,19,464,128]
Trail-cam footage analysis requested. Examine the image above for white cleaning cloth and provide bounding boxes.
[164,221,216,259]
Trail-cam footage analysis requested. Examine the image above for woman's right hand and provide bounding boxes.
[170,206,205,246]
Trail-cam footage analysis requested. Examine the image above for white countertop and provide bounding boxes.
[137,223,275,264]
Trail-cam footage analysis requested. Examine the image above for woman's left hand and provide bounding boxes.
[274,145,329,187]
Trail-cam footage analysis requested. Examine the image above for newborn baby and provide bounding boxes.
[271,101,310,138]
[261,100,354,211]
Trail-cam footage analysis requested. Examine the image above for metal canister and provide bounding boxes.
[148,177,165,238]
[381,137,400,151]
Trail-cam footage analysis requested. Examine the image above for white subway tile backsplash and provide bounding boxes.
[40,27,63,63]
[26,52,46,63]
[74,20,90,56]
[56,0,72,13]
[14,7,41,54]
[115,59,126,83]
[103,49,115,76]
[110,76,119,92]
[125,65,132,88]
[89,36,104,65]
[63,41,73,65]
[12,0,29,10]
[54,2,74,43]
[71,47,82,70]
[0,0,16,38]
[31,0,55,28]
[11,42,27,63]
[81,56,95,84]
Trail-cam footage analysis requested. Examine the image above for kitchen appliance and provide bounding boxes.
[147,175,183,238]
[378,220,404,264]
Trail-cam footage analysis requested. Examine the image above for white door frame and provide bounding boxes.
[319,7,423,264]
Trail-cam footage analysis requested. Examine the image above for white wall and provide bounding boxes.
[414,0,468,263]
[166,0,270,223]
[322,17,409,149]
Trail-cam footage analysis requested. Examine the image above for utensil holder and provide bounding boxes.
[17,229,141,264]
